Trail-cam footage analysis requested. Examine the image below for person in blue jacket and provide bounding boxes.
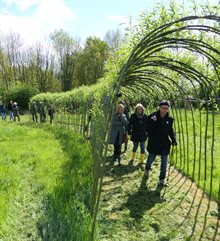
[0,103,7,121]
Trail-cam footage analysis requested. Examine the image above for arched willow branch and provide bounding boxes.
[114,15,220,200]
[92,15,220,241]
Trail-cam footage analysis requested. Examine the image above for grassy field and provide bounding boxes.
[2,109,218,240]
[0,121,93,240]
[171,109,220,201]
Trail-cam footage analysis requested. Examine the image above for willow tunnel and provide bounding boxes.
[31,15,220,240]
[109,15,220,202]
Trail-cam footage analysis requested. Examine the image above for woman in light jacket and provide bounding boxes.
[109,103,128,166]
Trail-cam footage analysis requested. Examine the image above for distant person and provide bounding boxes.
[144,100,177,186]
[39,102,46,123]
[128,103,148,164]
[30,101,38,122]
[0,104,7,121]
[7,100,14,121]
[118,100,130,152]
[12,102,20,122]
[109,103,128,166]
[48,104,55,124]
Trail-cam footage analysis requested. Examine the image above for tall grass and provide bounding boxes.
[0,122,93,240]
[37,125,94,241]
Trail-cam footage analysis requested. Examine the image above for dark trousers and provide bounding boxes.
[32,113,38,122]
[14,114,20,122]
[49,114,53,124]
[114,132,122,156]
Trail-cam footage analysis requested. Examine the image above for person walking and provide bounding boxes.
[128,103,148,164]
[144,100,177,186]
[0,103,7,121]
[109,103,128,166]
[12,102,20,122]
[30,101,38,122]
[48,104,55,124]
[118,100,130,152]
[39,102,46,123]
[7,100,14,121]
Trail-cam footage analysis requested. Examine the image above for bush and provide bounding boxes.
[6,84,38,110]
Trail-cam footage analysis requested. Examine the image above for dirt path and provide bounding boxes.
[98,152,220,241]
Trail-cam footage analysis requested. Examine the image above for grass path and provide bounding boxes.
[98,150,220,241]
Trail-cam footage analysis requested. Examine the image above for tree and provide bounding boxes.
[74,37,110,85]
[104,29,124,52]
[50,29,80,91]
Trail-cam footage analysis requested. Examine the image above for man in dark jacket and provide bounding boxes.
[30,101,38,122]
[7,100,14,121]
[144,100,177,186]
[48,104,55,124]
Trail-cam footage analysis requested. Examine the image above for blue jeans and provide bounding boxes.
[133,141,145,153]
[9,111,14,120]
[145,152,168,180]
[1,112,6,120]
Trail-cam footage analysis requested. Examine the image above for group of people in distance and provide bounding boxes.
[109,100,177,187]
[30,101,55,124]
[0,100,20,122]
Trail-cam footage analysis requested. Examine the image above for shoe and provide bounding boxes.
[144,169,149,178]
[159,179,168,187]
[139,153,145,164]
[131,152,136,161]
[113,154,117,161]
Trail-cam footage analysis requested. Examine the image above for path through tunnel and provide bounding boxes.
[115,15,220,202]
[96,15,220,240]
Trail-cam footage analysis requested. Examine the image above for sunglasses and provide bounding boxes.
[160,106,169,110]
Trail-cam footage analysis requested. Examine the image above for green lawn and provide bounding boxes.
[171,109,220,201]
[98,149,220,241]
[97,109,220,240]
[0,121,93,240]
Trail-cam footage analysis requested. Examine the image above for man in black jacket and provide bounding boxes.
[144,100,177,186]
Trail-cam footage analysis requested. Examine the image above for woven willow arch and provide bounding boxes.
[109,15,220,198]
[91,15,220,240]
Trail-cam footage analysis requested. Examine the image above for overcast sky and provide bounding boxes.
[0,0,219,46]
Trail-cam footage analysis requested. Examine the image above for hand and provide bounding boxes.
[151,115,157,121]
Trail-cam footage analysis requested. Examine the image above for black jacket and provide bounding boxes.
[128,113,148,142]
[147,111,177,155]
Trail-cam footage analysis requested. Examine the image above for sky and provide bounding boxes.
[0,0,219,46]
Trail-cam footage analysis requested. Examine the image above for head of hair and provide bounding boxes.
[159,100,170,107]
[135,103,145,112]
[117,103,125,111]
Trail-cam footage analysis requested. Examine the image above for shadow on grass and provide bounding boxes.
[123,176,165,222]
[104,156,143,178]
